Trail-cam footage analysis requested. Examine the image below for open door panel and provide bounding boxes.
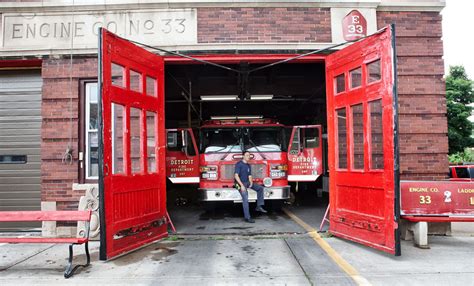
[98,29,168,260]
[326,25,401,255]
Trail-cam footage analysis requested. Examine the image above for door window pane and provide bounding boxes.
[130,70,142,93]
[89,103,98,130]
[350,67,362,89]
[337,108,347,169]
[146,111,156,173]
[112,103,125,174]
[146,76,157,97]
[289,128,300,155]
[0,155,27,164]
[368,59,381,83]
[130,107,142,173]
[370,100,384,169]
[167,131,182,151]
[304,128,320,148]
[86,83,99,179]
[185,130,196,156]
[351,104,364,170]
[88,132,99,177]
[111,63,124,87]
[335,74,345,94]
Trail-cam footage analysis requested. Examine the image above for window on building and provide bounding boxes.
[0,155,27,164]
[79,80,99,183]
[85,82,99,180]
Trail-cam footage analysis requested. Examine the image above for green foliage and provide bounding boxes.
[446,66,474,154]
[448,149,474,164]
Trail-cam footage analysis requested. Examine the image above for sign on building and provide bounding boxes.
[342,10,367,41]
[1,9,197,52]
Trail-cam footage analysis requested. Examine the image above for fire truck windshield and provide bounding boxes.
[200,127,286,154]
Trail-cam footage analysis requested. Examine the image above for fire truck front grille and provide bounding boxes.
[220,164,267,180]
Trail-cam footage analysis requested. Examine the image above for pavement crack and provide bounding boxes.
[284,238,314,286]
[0,244,55,272]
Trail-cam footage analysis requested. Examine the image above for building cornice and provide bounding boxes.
[377,1,445,12]
[0,1,444,13]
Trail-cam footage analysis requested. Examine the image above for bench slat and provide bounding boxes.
[0,211,91,222]
[402,216,474,223]
[0,237,88,244]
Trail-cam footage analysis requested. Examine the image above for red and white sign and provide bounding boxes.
[342,10,367,41]
[401,181,474,216]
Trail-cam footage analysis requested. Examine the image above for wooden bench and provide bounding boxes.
[0,210,92,278]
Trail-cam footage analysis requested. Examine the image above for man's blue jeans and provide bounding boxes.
[239,182,265,220]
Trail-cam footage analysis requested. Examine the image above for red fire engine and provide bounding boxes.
[165,117,323,206]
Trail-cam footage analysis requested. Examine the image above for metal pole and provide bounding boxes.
[188,81,192,128]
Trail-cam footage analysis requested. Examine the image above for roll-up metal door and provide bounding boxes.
[0,70,42,230]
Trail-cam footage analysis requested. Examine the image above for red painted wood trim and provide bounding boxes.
[0,238,88,244]
[0,211,91,222]
[164,54,326,64]
[402,216,474,223]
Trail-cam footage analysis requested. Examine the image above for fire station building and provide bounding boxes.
[0,0,447,241]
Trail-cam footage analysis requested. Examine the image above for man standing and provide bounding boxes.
[234,151,267,223]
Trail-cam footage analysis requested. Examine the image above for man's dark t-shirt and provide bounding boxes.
[235,160,252,184]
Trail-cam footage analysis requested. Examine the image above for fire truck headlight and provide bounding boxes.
[271,164,288,171]
[263,177,273,187]
[200,165,218,180]
[270,164,287,178]
[277,164,288,171]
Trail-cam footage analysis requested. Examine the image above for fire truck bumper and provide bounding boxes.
[199,186,291,202]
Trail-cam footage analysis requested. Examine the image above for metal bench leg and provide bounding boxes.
[64,242,91,278]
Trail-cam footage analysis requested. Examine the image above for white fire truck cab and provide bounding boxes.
[165,117,323,205]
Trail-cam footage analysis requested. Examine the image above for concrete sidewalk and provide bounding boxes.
[1,207,473,285]
[1,234,473,285]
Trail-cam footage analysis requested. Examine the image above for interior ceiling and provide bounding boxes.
[164,62,327,127]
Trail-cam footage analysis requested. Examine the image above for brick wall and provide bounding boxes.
[198,7,331,43]
[40,9,448,206]
[41,57,97,210]
[377,11,448,180]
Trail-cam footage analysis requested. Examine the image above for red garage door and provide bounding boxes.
[326,25,401,255]
[98,29,168,260]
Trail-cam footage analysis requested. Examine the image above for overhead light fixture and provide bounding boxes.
[210,115,264,120]
[250,94,273,100]
[200,95,238,101]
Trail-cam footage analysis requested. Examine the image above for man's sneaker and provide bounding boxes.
[255,206,268,213]
[245,218,255,223]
